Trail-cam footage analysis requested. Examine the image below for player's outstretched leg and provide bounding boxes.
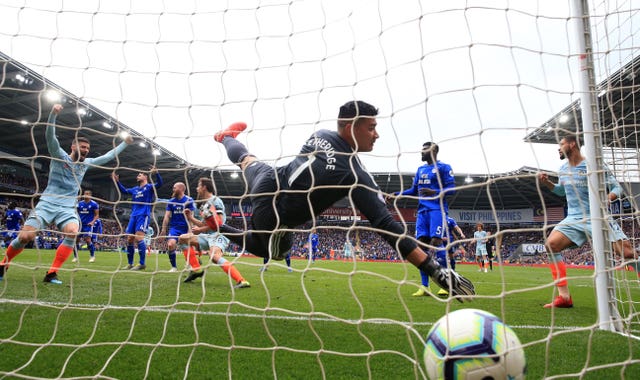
[214,122,247,143]
[419,255,475,302]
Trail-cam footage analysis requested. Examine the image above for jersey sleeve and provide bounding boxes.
[352,170,417,258]
[87,142,128,167]
[45,112,67,159]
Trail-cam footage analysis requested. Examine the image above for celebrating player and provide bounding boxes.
[112,166,163,270]
[178,177,250,288]
[538,134,639,308]
[74,190,100,263]
[392,141,456,297]
[473,223,489,272]
[0,104,133,284]
[212,100,475,300]
[160,182,196,272]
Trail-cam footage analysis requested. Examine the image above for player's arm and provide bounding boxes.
[90,207,99,226]
[160,209,171,237]
[454,225,465,240]
[89,134,133,166]
[45,104,67,159]
[604,165,623,202]
[538,172,563,194]
[150,167,164,188]
[111,172,129,194]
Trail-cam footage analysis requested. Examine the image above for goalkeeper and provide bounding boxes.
[212,100,475,300]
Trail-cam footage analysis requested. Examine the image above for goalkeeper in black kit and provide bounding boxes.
[212,100,475,301]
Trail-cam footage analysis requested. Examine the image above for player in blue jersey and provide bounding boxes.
[0,104,132,284]
[538,134,639,308]
[392,141,456,297]
[436,216,466,297]
[160,182,196,272]
[73,190,100,263]
[309,229,319,262]
[112,167,163,270]
[473,223,489,272]
[2,202,24,244]
[213,101,474,300]
[92,218,103,250]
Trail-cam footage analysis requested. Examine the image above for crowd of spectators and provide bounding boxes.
[1,171,639,267]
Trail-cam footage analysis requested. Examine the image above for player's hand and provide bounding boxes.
[123,134,134,144]
[51,104,63,115]
[149,166,157,175]
[111,172,119,182]
[191,225,206,234]
[184,209,192,219]
[537,172,549,183]
[419,188,436,197]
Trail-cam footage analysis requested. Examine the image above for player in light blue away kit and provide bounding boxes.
[160,182,196,272]
[112,167,163,270]
[309,229,319,262]
[74,189,100,263]
[2,202,24,244]
[473,223,488,272]
[392,141,456,297]
[538,134,639,308]
[0,104,132,284]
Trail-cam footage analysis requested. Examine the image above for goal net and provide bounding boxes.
[0,0,639,378]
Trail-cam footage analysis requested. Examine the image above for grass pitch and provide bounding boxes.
[0,249,639,379]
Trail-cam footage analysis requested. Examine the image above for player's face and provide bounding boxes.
[72,142,90,161]
[136,172,147,183]
[196,181,206,199]
[558,138,572,158]
[422,144,437,164]
[83,192,91,201]
[351,118,378,152]
[476,224,483,231]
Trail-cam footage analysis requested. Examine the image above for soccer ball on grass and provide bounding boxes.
[423,308,526,379]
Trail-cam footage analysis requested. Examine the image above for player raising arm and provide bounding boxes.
[212,100,475,301]
[112,166,163,270]
[538,134,639,308]
[0,104,133,284]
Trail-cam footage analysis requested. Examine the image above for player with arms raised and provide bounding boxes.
[0,104,133,283]
[112,167,163,270]
[212,100,474,300]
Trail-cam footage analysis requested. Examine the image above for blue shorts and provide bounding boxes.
[2,231,19,240]
[126,215,150,235]
[197,233,230,252]
[79,224,97,241]
[554,215,628,247]
[415,209,446,240]
[25,201,79,231]
[167,226,189,241]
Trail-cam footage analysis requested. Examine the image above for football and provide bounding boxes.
[423,308,527,380]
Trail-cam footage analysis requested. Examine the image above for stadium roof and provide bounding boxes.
[524,55,640,148]
[0,51,566,212]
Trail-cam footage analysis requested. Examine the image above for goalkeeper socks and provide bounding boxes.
[218,257,244,283]
[168,250,177,268]
[127,245,135,265]
[48,238,75,273]
[222,137,251,164]
[3,239,26,264]
[137,241,147,265]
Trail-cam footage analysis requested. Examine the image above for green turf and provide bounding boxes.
[0,249,639,379]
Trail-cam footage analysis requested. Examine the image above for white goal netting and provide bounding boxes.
[0,0,639,378]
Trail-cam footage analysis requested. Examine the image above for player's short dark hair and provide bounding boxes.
[83,190,92,195]
[198,177,214,193]
[562,134,579,146]
[73,136,90,145]
[337,100,378,129]
[423,141,439,154]
[8,202,16,209]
